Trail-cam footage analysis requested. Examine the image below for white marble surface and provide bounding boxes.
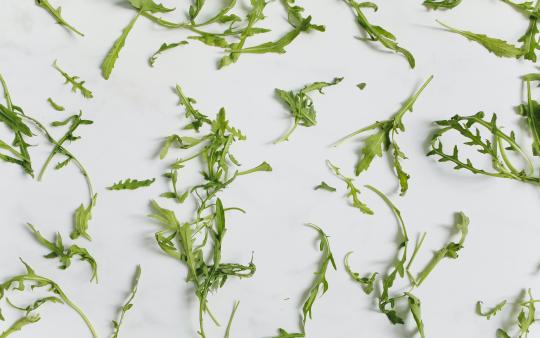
[1,1,540,337]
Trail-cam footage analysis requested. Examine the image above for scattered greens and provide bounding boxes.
[344,0,415,68]
[428,112,539,185]
[333,75,433,195]
[274,77,342,143]
[27,223,98,283]
[47,98,65,111]
[148,41,188,67]
[0,260,98,338]
[275,224,336,337]
[108,178,156,190]
[314,181,336,192]
[345,185,469,337]
[423,0,462,10]
[34,0,84,36]
[327,160,373,215]
[501,0,540,62]
[111,265,142,338]
[150,86,271,338]
[477,289,538,337]
[53,61,93,99]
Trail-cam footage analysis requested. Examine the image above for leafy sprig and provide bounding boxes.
[274,77,343,143]
[275,224,336,337]
[477,290,538,337]
[326,160,373,215]
[111,265,142,338]
[148,41,188,67]
[107,178,155,191]
[437,21,523,58]
[47,98,65,111]
[333,75,433,195]
[27,224,98,283]
[344,0,415,68]
[428,112,539,185]
[519,80,540,156]
[34,0,84,36]
[101,0,175,79]
[0,260,98,338]
[53,61,93,99]
[314,181,336,192]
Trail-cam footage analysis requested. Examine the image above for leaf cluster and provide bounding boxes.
[346,186,470,337]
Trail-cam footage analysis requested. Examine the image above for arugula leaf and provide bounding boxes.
[327,160,373,215]
[314,181,336,192]
[274,77,342,143]
[53,60,93,99]
[111,265,141,338]
[160,170,190,203]
[107,178,156,190]
[34,0,84,36]
[437,20,522,58]
[428,112,539,185]
[281,0,325,31]
[501,0,540,61]
[476,300,507,320]
[47,98,65,111]
[423,0,462,10]
[101,0,174,79]
[333,76,433,195]
[302,224,337,325]
[189,0,206,22]
[344,0,415,68]
[0,260,98,338]
[344,252,377,294]
[406,293,425,338]
[519,80,540,156]
[356,82,366,90]
[0,313,41,338]
[224,300,240,338]
[27,224,98,283]
[71,194,97,241]
[414,212,469,286]
[274,329,305,338]
[149,41,189,67]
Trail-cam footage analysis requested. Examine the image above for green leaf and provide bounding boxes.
[356,82,367,90]
[476,300,507,320]
[71,195,97,241]
[519,81,540,156]
[314,181,336,192]
[101,13,141,80]
[47,98,65,111]
[406,293,425,338]
[111,265,142,338]
[129,0,175,13]
[274,77,342,143]
[148,41,188,67]
[423,0,462,10]
[34,0,84,36]
[327,160,373,215]
[437,20,523,58]
[53,60,93,99]
[302,224,337,325]
[107,178,156,190]
[344,252,377,294]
